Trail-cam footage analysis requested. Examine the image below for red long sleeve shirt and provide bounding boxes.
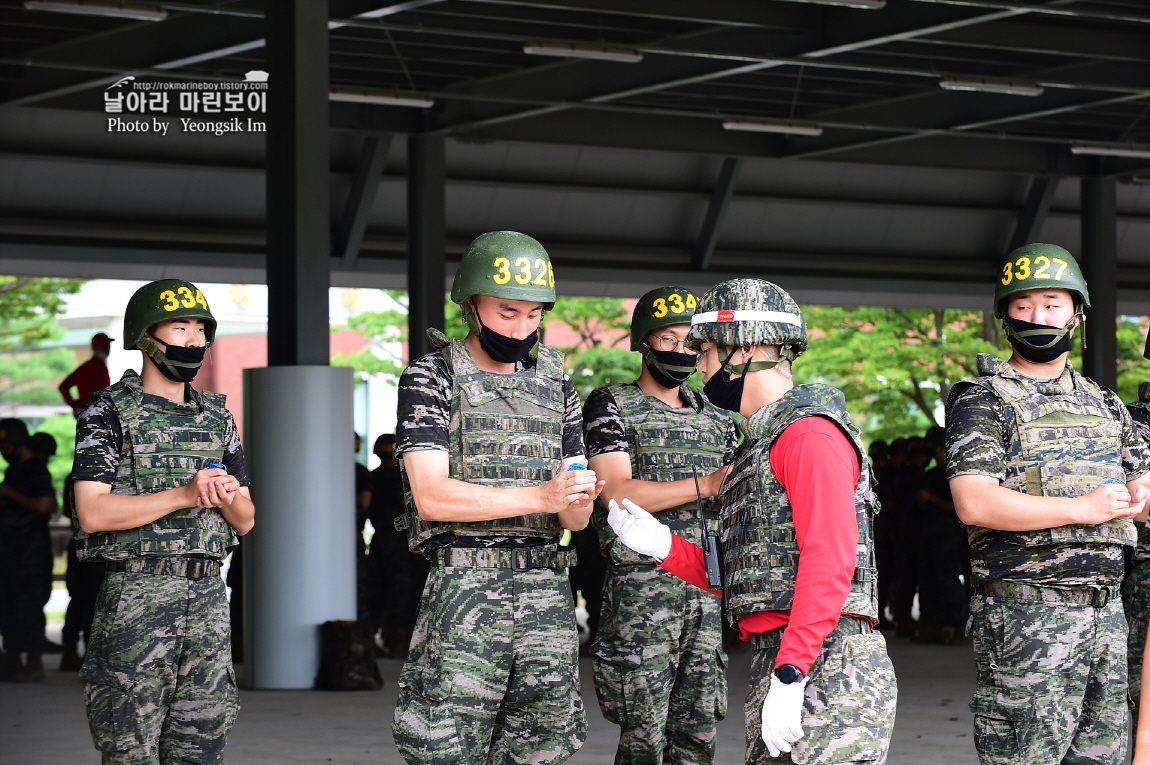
[659,414,863,674]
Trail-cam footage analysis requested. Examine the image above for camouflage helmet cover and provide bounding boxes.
[123,279,217,350]
[994,243,1090,318]
[686,278,807,358]
[450,231,556,310]
[630,286,699,351]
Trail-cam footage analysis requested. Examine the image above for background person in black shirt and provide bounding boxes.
[0,418,58,681]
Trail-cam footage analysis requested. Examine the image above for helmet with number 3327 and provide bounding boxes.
[993,243,1090,318]
[123,279,217,350]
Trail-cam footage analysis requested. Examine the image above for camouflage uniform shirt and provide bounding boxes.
[946,366,1149,587]
[582,383,740,461]
[396,348,585,460]
[74,389,251,489]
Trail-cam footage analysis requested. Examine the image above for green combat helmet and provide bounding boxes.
[630,286,699,350]
[124,279,217,380]
[687,278,807,366]
[632,286,701,384]
[994,243,1090,318]
[451,231,556,333]
[994,243,1089,354]
[124,279,217,349]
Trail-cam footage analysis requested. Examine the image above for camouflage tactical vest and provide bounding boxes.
[591,383,731,566]
[720,384,878,626]
[399,339,566,552]
[76,371,238,562]
[955,354,1134,568]
[1127,382,1150,561]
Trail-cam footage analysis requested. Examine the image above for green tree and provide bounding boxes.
[0,277,86,349]
[0,347,77,405]
[797,307,999,441]
[544,297,636,400]
[1117,316,1150,404]
[333,292,467,383]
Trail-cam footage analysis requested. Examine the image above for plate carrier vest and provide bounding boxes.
[1126,383,1150,560]
[398,338,566,552]
[720,383,879,626]
[950,354,1134,577]
[591,383,730,565]
[76,371,237,561]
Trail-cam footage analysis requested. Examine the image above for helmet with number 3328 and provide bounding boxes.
[993,243,1090,318]
[451,231,557,310]
[123,279,217,350]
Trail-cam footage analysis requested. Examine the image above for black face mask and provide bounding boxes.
[703,347,748,412]
[644,346,697,389]
[1004,316,1075,364]
[144,336,207,383]
[477,320,539,364]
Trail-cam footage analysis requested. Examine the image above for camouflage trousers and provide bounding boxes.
[591,564,726,765]
[0,522,52,653]
[393,564,586,765]
[746,617,896,765]
[969,591,1128,765]
[1122,558,1150,723]
[80,568,238,765]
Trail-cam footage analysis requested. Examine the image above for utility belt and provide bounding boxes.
[105,557,221,581]
[751,614,872,651]
[982,579,1117,609]
[427,545,576,571]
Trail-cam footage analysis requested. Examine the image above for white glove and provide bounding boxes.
[761,672,808,757]
[607,498,672,560]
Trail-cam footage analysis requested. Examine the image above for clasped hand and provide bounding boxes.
[187,468,239,509]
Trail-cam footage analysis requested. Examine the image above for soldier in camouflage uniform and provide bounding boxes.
[391,231,603,765]
[1125,332,1150,732]
[945,243,1150,765]
[72,279,255,765]
[608,279,896,765]
[583,286,738,765]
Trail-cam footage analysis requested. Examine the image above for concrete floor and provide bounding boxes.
[0,630,989,765]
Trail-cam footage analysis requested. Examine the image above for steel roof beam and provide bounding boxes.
[693,157,741,271]
[334,132,392,268]
[1009,176,1058,251]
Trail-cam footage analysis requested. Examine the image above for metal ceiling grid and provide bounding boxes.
[2,0,1150,311]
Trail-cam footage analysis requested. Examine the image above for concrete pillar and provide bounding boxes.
[266,0,330,367]
[406,132,446,362]
[243,367,356,689]
[245,0,355,689]
[1080,175,1118,390]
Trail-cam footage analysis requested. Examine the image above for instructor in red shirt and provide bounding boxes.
[607,278,897,765]
[58,332,112,415]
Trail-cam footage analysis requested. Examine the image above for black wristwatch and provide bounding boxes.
[774,664,805,684]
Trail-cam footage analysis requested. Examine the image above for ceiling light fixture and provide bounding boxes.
[523,41,643,64]
[722,118,824,137]
[778,0,885,7]
[1071,143,1150,160]
[24,0,167,21]
[330,88,435,108]
[939,76,1043,97]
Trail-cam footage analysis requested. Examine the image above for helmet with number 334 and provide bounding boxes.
[993,243,1090,318]
[630,286,699,351]
[123,279,217,350]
